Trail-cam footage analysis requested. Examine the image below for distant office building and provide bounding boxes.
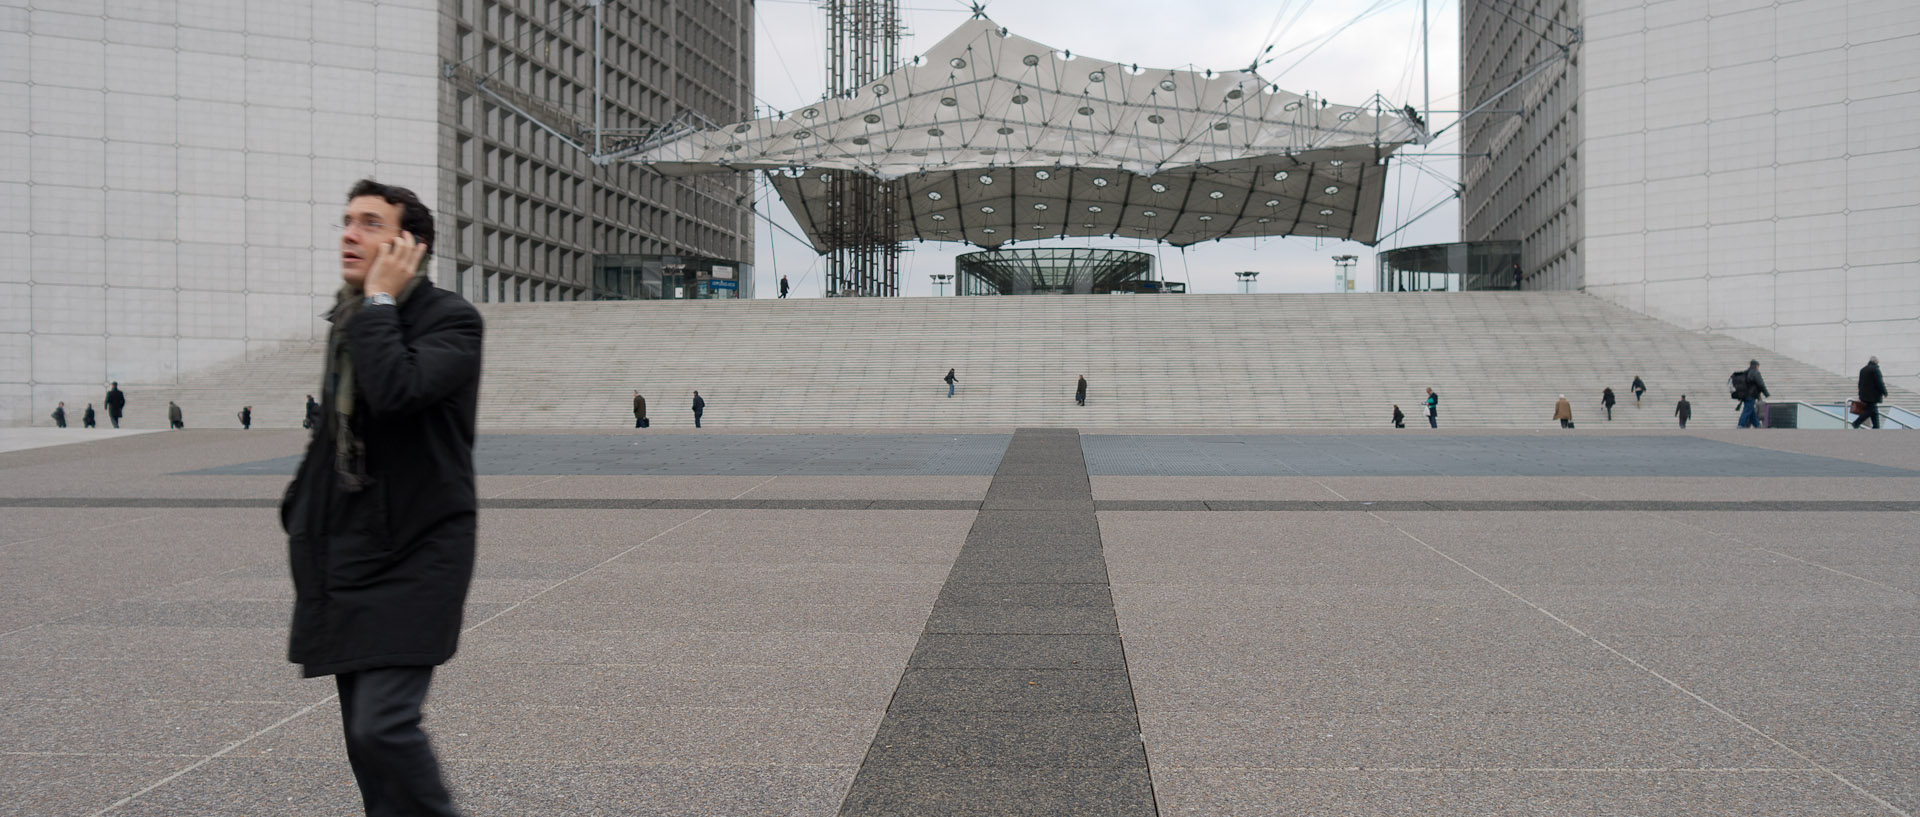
[1460,0,1919,391]
[3,0,753,425]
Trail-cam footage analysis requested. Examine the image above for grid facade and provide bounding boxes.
[1459,0,1583,292]
[437,0,754,304]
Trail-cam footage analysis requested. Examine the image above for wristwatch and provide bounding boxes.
[365,292,397,307]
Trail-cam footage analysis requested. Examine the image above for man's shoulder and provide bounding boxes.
[408,283,485,327]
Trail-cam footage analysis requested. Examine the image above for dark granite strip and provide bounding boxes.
[6,497,1917,512]
[840,428,1157,817]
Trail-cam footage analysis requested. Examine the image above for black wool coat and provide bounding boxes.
[1859,364,1887,404]
[280,282,484,678]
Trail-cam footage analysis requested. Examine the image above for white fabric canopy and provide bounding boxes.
[634,18,1425,250]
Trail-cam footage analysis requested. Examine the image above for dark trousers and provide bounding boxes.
[1852,403,1881,429]
[693,410,702,428]
[1604,405,1612,420]
[109,412,121,428]
[335,667,461,817]
[1560,419,1572,429]
[1678,417,1688,429]
[1427,412,1437,428]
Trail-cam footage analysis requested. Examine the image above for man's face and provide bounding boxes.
[340,196,404,287]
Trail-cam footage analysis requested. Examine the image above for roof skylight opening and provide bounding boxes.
[1078,106,1095,116]
[1338,111,1357,121]
[864,114,882,124]
[1089,70,1105,82]
[979,174,995,184]
[1319,208,1334,216]
[819,173,833,182]
[1265,199,1280,207]
[940,97,958,107]
[980,206,996,213]
[1329,159,1345,167]
[1208,190,1225,199]
[851,137,868,145]
[1159,79,1177,92]
[1087,205,1103,213]
[931,214,946,221]
[1273,171,1289,181]
[1033,225,1047,230]
[1142,210,1157,217]
[1227,89,1243,100]
[1198,215,1213,221]
[1324,185,1339,194]
[950,58,967,69]
[1033,203,1048,210]
[1284,101,1302,111]
[794,131,811,140]
[1213,122,1230,131]
[1034,170,1051,180]
[1150,183,1167,193]
[1256,217,1272,223]
[802,109,818,119]
[1092,177,1109,187]
[1012,94,1029,105]
[733,124,752,133]
[1023,54,1041,66]
[928,128,945,136]
[997,126,1015,135]
[872,84,888,95]
[982,227,997,234]
[1147,114,1164,124]
[928,191,943,200]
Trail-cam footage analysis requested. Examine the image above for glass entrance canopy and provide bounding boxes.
[955,248,1174,295]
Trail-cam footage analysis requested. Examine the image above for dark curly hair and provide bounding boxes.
[347,178,435,255]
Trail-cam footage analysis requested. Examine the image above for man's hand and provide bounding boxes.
[365,232,426,297]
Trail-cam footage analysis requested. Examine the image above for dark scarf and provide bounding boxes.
[324,274,428,492]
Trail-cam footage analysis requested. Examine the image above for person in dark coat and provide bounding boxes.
[83,403,96,428]
[1391,405,1405,428]
[281,179,481,817]
[167,401,184,429]
[105,382,125,428]
[1424,388,1438,428]
[52,402,67,428]
[1735,360,1768,428]
[1075,375,1088,406]
[238,406,252,429]
[633,390,648,428]
[304,394,320,430]
[1675,395,1691,429]
[1853,356,1888,429]
[778,274,790,298]
[692,390,705,427]
[1601,387,1616,421]
[945,368,958,398]
[1631,375,1647,405]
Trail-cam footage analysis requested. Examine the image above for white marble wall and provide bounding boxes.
[2,0,442,426]
[1580,0,1920,394]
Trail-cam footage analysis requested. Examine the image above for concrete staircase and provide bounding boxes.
[109,292,1906,429]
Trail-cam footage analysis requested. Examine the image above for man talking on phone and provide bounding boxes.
[281,179,483,816]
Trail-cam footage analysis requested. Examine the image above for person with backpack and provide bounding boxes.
[1631,376,1647,406]
[1601,387,1617,421]
[944,368,957,398]
[52,402,68,428]
[237,406,252,429]
[1731,360,1768,428]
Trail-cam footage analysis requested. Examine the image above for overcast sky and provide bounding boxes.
[745,0,1462,296]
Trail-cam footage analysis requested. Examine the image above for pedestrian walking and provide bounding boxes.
[692,390,705,427]
[1675,395,1691,429]
[1553,395,1574,429]
[168,401,184,429]
[304,394,320,430]
[1392,405,1405,428]
[1075,375,1088,406]
[83,404,96,428]
[105,382,125,428]
[1424,388,1438,428]
[52,402,67,428]
[1631,375,1647,406]
[1852,356,1888,429]
[282,178,481,817]
[1732,359,1769,428]
[778,275,790,298]
[237,406,252,429]
[944,368,957,398]
[633,390,648,428]
[1601,387,1616,421]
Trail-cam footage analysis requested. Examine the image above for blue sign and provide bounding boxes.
[710,280,738,290]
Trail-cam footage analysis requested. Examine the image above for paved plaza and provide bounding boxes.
[1,427,1916,816]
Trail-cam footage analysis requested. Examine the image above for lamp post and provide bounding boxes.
[1332,255,1358,293]
[930,273,954,297]
[1234,271,1260,294]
